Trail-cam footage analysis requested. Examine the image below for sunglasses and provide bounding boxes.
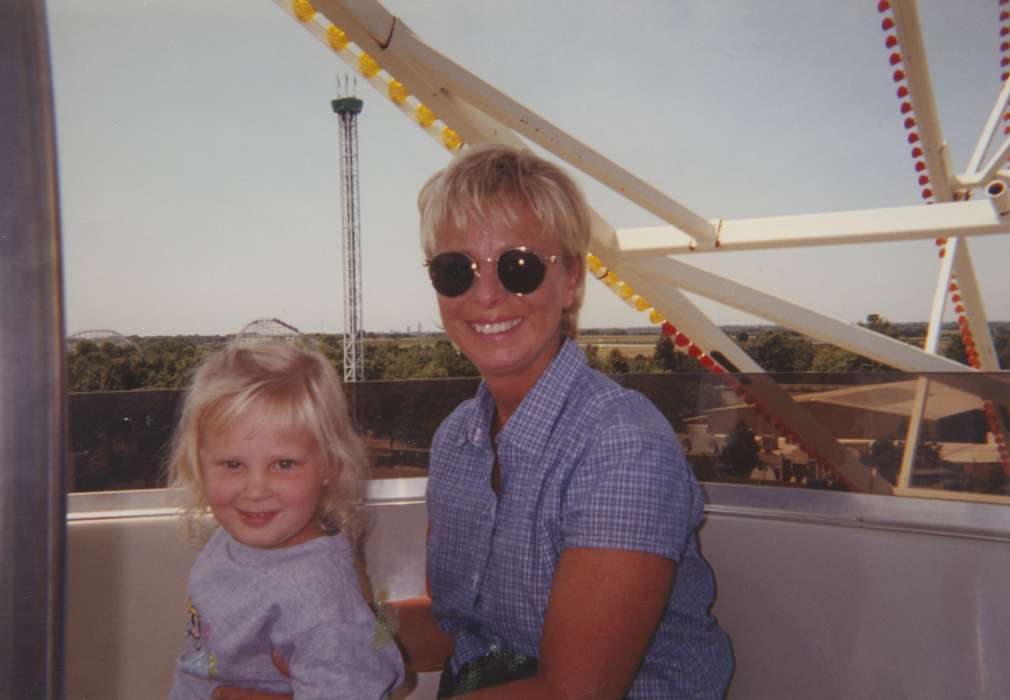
[424,246,565,298]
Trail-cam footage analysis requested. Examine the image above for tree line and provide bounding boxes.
[67,317,1010,393]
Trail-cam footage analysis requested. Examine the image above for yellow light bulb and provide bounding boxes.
[619,284,634,300]
[649,309,665,324]
[603,272,618,286]
[358,52,380,78]
[586,253,601,269]
[415,104,436,128]
[441,127,463,151]
[388,80,407,104]
[634,296,651,311]
[327,25,349,51]
[292,0,316,22]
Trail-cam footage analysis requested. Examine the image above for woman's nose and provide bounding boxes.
[470,259,508,305]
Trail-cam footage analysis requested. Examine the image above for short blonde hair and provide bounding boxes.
[165,342,366,542]
[418,144,591,339]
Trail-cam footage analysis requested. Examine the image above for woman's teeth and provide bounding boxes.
[472,318,521,335]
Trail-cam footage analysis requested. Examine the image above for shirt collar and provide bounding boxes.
[457,337,585,453]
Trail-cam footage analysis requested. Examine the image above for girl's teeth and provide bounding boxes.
[473,319,521,335]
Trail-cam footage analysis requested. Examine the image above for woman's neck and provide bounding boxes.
[483,334,565,432]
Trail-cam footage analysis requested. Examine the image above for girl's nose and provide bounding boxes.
[241,469,271,499]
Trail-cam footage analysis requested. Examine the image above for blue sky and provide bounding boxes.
[47,0,1010,336]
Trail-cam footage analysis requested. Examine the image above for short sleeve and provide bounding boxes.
[285,610,404,700]
[561,421,703,563]
[274,548,405,700]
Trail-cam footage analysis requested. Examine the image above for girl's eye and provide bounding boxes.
[276,460,296,471]
[223,461,242,471]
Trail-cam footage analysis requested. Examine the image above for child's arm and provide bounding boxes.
[213,611,403,700]
[285,605,404,700]
[212,598,448,699]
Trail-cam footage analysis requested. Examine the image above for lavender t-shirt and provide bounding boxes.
[170,529,403,699]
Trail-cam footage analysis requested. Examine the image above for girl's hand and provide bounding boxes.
[211,651,291,700]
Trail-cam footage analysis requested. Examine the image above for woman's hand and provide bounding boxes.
[389,596,454,672]
[462,548,675,700]
[211,651,291,700]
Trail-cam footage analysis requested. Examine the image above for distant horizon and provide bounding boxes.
[64,317,1010,342]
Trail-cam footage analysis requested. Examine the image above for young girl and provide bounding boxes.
[166,342,404,699]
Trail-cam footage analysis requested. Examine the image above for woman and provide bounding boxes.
[215,145,732,699]
[411,145,732,698]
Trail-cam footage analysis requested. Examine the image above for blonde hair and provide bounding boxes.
[418,144,591,339]
[165,342,366,542]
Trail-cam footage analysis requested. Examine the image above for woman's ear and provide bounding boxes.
[564,256,583,308]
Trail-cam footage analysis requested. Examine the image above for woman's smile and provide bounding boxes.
[470,317,523,335]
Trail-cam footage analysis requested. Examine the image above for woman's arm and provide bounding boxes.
[462,547,675,700]
[389,596,455,672]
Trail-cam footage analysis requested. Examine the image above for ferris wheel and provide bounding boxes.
[271,0,1010,498]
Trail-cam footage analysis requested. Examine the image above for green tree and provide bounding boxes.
[810,345,869,372]
[604,348,630,374]
[627,354,654,373]
[941,334,969,366]
[430,340,479,377]
[860,314,902,339]
[944,328,1010,370]
[721,421,760,478]
[997,331,1010,370]
[743,331,814,372]
[652,336,703,372]
[809,317,902,372]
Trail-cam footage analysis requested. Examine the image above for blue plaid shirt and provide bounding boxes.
[427,338,733,698]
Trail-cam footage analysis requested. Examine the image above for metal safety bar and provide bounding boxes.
[0,1,66,698]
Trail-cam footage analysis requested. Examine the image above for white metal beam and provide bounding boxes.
[958,139,1010,189]
[948,243,999,370]
[281,0,522,151]
[891,0,953,200]
[964,73,1010,177]
[632,256,971,374]
[888,1,1002,385]
[611,264,889,494]
[613,198,1010,257]
[343,0,718,246]
[897,233,955,489]
[611,264,762,374]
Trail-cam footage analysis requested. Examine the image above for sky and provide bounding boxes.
[46,0,1010,337]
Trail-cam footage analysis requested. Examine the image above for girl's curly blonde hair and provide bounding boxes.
[165,341,366,542]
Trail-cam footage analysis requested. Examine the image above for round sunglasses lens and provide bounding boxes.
[498,249,546,295]
[428,253,474,297]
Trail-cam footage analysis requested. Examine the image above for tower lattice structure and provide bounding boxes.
[331,92,364,383]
